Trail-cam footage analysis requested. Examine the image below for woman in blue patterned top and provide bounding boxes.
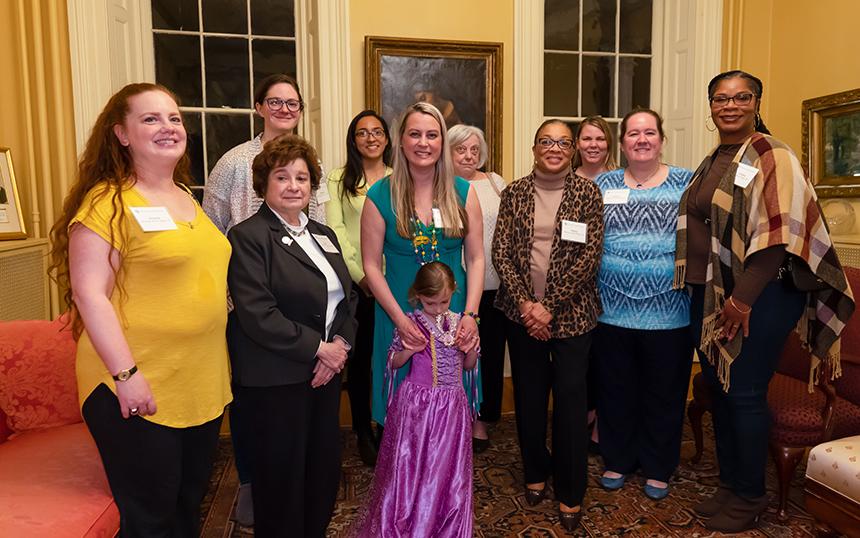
[593,108,693,501]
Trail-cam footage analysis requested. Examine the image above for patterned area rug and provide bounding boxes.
[200,414,817,537]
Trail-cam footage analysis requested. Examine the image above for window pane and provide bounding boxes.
[202,0,247,35]
[152,0,198,31]
[252,0,296,37]
[582,0,616,52]
[206,113,252,173]
[581,56,614,117]
[252,39,298,93]
[204,37,250,108]
[618,57,651,116]
[544,0,579,51]
[544,53,579,117]
[154,34,202,107]
[620,0,653,54]
[182,112,204,186]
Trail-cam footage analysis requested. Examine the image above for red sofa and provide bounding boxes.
[0,317,119,537]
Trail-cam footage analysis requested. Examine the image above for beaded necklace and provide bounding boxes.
[410,215,440,266]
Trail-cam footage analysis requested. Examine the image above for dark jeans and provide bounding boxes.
[82,384,223,538]
[347,283,375,436]
[507,319,591,507]
[229,384,253,485]
[241,376,343,538]
[477,289,507,423]
[690,280,805,499]
[594,323,693,482]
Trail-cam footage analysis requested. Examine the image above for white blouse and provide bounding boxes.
[469,172,507,290]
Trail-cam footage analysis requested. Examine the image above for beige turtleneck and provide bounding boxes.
[530,168,567,300]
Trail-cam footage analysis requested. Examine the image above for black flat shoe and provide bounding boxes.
[357,433,378,467]
[558,509,582,533]
[524,485,548,506]
[472,437,490,453]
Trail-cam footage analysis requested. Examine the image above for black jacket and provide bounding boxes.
[226,204,358,387]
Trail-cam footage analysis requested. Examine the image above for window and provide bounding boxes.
[543,0,653,158]
[150,0,297,196]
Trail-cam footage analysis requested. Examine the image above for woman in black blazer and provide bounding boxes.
[226,134,358,538]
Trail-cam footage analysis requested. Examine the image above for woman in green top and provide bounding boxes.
[325,110,392,466]
[361,102,485,426]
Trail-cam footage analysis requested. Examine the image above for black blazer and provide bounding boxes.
[226,204,358,387]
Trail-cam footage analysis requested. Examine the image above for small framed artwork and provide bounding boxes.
[0,148,26,240]
[802,88,860,198]
[365,36,503,173]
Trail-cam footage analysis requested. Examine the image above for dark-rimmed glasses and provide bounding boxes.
[709,93,755,107]
[537,137,574,151]
[265,97,303,112]
[355,128,386,139]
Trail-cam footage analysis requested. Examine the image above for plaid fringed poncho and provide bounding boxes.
[674,133,855,391]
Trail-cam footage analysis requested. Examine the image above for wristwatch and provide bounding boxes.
[112,365,138,382]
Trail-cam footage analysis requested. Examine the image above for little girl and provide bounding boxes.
[352,261,479,537]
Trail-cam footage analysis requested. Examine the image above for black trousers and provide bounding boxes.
[82,383,223,538]
[691,281,804,498]
[594,323,693,482]
[347,283,375,435]
[507,319,591,507]
[241,375,343,538]
[477,289,507,423]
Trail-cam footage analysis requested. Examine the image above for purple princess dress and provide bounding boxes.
[351,310,477,537]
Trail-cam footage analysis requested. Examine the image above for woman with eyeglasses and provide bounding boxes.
[324,110,392,466]
[592,108,693,502]
[492,119,603,532]
[202,73,318,527]
[679,70,854,533]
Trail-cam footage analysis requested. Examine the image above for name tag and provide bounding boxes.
[603,189,630,205]
[312,233,340,254]
[315,182,331,204]
[431,207,444,229]
[560,220,587,243]
[734,163,759,189]
[129,206,177,232]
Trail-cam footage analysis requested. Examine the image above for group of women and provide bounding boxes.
[48,68,854,537]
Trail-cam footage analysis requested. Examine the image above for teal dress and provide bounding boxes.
[367,176,481,425]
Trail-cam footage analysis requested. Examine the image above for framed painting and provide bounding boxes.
[0,148,26,240]
[802,88,860,198]
[365,36,503,173]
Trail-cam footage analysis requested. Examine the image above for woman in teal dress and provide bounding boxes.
[361,102,485,426]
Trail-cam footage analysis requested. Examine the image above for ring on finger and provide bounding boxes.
[130,407,139,416]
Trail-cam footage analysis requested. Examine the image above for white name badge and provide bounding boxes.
[561,220,587,243]
[603,189,630,205]
[129,206,177,232]
[315,182,331,204]
[734,162,760,189]
[312,233,340,254]
[431,207,444,229]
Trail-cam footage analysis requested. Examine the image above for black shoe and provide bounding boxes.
[472,437,490,453]
[558,508,582,533]
[705,494,768,533]
[524,485,549,507]
[357,433,378,466]
[693,485,734,517]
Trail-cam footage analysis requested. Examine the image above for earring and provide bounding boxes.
[754,112,762,128]
[705,115,716,132]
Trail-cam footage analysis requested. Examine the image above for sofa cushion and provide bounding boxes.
[769,373,828,446]
[0,317,80,433]
[833,397,860,440]
[0,422,119,537]
[806,435,860,503]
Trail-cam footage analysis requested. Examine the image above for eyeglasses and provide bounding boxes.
[454,145,480,157]
[265,97,303,112]
[537,137,574,151]
[355,128,386,139]
[709,93,755,107]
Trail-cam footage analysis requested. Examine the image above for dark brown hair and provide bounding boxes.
[532,118,573,145]
[251,134,321,197]
[340,110,392,199]
[49,82,190,338]
[408,261,457,305]
[620,107,666,140]
[254,74,303,108]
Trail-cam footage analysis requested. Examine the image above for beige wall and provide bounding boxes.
[348,0,515,180]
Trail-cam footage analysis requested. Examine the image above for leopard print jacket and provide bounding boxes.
[492,170,604,338]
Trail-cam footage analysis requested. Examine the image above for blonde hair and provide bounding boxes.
[390,102,467,238]
[571,115,618,171]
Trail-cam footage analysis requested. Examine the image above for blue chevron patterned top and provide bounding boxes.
[595,166,693,330]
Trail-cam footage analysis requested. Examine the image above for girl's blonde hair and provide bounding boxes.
[390,102,467,238]
[408,261,457,306]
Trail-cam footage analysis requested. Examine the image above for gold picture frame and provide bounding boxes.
[802,88,860,198]
[365,36,503,173]
[0,147,27,240]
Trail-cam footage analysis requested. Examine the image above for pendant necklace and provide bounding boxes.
[627,163,662,189]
